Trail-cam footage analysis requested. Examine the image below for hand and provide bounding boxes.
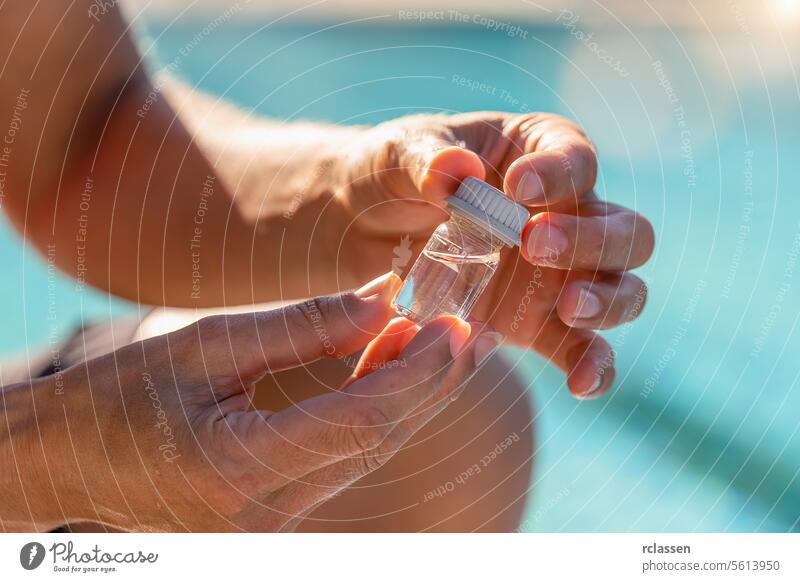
[338,112,654,398]
[42,273,498,531]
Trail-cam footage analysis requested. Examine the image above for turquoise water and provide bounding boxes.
[3,17,799,531]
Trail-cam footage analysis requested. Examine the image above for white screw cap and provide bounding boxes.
[445,177,530,247]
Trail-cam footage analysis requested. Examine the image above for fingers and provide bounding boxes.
[390,125,485,202]
[521,208,655,271]
[340,317,419,389]
[504,117,597,206]
[175,272,402,380]
[247,315,472,482]
[566,335,616,400]
[557,272,648,330]
[260,320,501,522]
[415,144,485,202]
[529,318,615,399]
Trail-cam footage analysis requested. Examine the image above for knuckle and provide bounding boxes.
[567,142,598,179]
[289,297,328,339]
[356,449,391,474]
[345,405,394,453]
[337,290,361,315]
[169,315,227,363]
[195,314,229,342]
[184,315,249,377]
[543,112,578,130]
[532,114,590,142]
[370,126,404,174]
[515,111,549,130]
[140,332,173,363]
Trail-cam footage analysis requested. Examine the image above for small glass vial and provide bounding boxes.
[392,177,529,325]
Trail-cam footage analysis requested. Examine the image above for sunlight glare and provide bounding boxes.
[777,0,799,15]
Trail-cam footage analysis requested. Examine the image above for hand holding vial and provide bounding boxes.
[339,112,655,398]
[393,177,528,325]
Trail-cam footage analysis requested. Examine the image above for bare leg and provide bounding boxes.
[254,350,535,532]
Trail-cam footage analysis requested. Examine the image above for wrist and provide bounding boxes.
[321,123,436,290]
[0,375,90,530]
[283,124,380,293]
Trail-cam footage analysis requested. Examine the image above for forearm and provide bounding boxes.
[1,2,373,306]
[0,349,186,532]
[0,377,86,531]
[44,76,370,306]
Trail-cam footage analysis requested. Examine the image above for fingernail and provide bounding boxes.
[516,171,545,203]
[355,272,402,301]
[589,373,603,393]
[448,318,472,359]
[525,222,568,262]
[573,288,602,320]
[473,331,504,366]
[574,372,604,400]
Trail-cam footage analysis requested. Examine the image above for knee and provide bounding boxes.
[411,348,536,531]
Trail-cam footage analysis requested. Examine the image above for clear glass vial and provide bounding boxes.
[392,177,529,325]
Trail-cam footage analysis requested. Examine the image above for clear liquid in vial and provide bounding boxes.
[392,231,500,325]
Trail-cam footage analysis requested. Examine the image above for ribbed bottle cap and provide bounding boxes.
[445,177,530,247]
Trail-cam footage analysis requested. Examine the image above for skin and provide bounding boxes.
[255,335,534,532]
[0,1,654,531]
[2,280,494,531]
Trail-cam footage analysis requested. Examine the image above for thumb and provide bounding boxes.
[397,132,485,202]
[175,272,402,381]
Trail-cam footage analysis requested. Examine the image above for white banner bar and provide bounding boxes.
[1,534,798,581]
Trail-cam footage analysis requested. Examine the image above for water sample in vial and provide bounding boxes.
[392,177,529,325]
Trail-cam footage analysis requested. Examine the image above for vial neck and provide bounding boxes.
[447,213,509,252]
